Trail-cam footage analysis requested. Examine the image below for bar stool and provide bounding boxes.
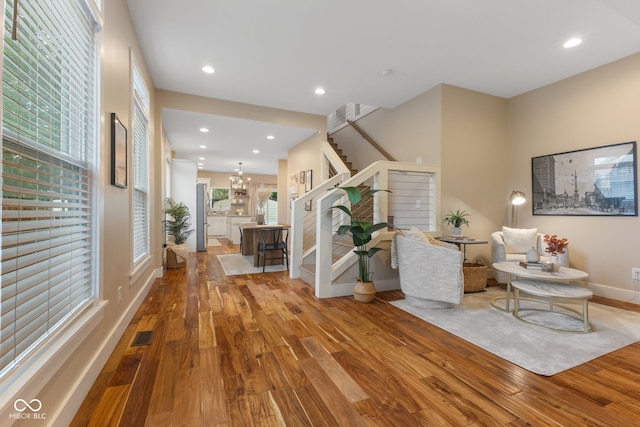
[257,228,289,272]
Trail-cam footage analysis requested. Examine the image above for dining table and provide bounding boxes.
[239,223,291,267]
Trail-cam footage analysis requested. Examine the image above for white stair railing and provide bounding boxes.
[290,141,350,278]
[315,161,441,298]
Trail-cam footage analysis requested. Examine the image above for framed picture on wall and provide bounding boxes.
[305,169,312,192]
[289,174,298,195]
[110,113,127,188]
[531,141,637,216]
[299,171,305,184]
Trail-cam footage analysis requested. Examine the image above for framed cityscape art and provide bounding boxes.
[531,141,637,216]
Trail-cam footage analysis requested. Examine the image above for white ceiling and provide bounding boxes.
[127,0,640,175]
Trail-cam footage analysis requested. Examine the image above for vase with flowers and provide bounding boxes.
[543,234,569,269]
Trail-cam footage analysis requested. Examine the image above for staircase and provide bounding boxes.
[327,136,357,177]
[290,137,441,298]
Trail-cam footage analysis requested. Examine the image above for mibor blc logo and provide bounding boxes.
[10,399,46,420]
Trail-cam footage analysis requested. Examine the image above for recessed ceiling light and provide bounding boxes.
[198,166,203,169]
[202,66,215,74]
[253,149,260,154]
[200,127,209,133]
[315,87,326,95]
[563,38,582,48]
[266,135,275,140]
[198,157,205,160]
[200,145,207,149]
[197,163,204,166]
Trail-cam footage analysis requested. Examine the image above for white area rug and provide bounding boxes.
[217,254,288,276]
[390,286,640,376]
[208,238,221,247]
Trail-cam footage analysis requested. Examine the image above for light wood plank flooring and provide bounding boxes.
[72,239,640,426]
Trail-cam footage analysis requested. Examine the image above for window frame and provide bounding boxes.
[0,0,105,413]
[131,58,151,268]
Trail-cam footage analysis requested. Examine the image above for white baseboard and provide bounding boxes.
[588,281,640,303]
[50,266,162,427]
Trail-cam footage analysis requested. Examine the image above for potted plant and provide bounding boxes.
[163,198,194,268]
[330,186,391,303]
[443,209,470,237]
[543,234,569,270]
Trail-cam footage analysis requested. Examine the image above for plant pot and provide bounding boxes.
[353,279,376,303]
[451,227,462,237]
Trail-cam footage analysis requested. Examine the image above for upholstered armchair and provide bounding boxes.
[392,231,464,308]
[491,227,570,283]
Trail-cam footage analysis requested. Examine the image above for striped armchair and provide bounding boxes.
[393,233,464,308]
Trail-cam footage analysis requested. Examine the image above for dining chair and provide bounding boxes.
[256,228,289,273]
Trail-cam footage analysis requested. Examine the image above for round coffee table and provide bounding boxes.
[511,279,593,333]
[492,261,589,312]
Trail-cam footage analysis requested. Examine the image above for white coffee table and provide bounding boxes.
[511,279,593,333]
[492,262,589,312]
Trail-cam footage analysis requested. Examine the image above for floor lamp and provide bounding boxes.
[510,190,526,227]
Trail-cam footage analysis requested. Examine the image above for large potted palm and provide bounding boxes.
[163,198,194,268]
[330,186,391,303]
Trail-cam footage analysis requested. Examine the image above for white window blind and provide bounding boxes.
[132,102,149,262]
[1,0,97,377]
[266,198,278,224]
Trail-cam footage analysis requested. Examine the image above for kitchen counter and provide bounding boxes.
[226,216,256,244]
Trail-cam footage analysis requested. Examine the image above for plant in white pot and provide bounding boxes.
[443,209,470,237]
[330,186,391,303]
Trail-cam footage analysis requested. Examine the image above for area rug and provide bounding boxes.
[390,286,640,376]
[216,254,288,276]
[208,238,221,247]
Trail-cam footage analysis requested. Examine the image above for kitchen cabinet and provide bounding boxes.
[207,216,226,236]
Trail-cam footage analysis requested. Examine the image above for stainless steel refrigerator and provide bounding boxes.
[196,183,210,251]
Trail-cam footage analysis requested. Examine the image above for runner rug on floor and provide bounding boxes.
[390,286,640,376]
[208,238,221,247]
[217,254,288,275]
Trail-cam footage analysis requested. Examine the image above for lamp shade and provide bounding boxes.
[510,190,526,206]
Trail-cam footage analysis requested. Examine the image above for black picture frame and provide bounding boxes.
[111,113,127,188]
[305,200,312,211]
[531,141,637,216]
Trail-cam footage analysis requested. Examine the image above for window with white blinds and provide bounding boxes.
[1,0,98,377]
[132,100,149,262]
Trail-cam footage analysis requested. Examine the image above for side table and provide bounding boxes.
[438,237,488,261]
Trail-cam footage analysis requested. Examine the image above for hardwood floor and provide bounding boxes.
[72,239,640,426]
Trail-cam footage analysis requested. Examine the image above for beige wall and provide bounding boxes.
[286,132,325,224]
[331,85,443,172]
[198,171,277,189]
[26,0,163,424]
[441,84,509,265]
[507,52,640,297]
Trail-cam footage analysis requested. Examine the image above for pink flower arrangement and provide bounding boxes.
[543,234,569,256]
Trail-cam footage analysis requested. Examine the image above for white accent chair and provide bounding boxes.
[393,232,464,308]
[491,227,570,283]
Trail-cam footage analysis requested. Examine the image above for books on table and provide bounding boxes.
[519,260,542,269]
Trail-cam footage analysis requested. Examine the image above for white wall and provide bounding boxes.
[171,159,198,251]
